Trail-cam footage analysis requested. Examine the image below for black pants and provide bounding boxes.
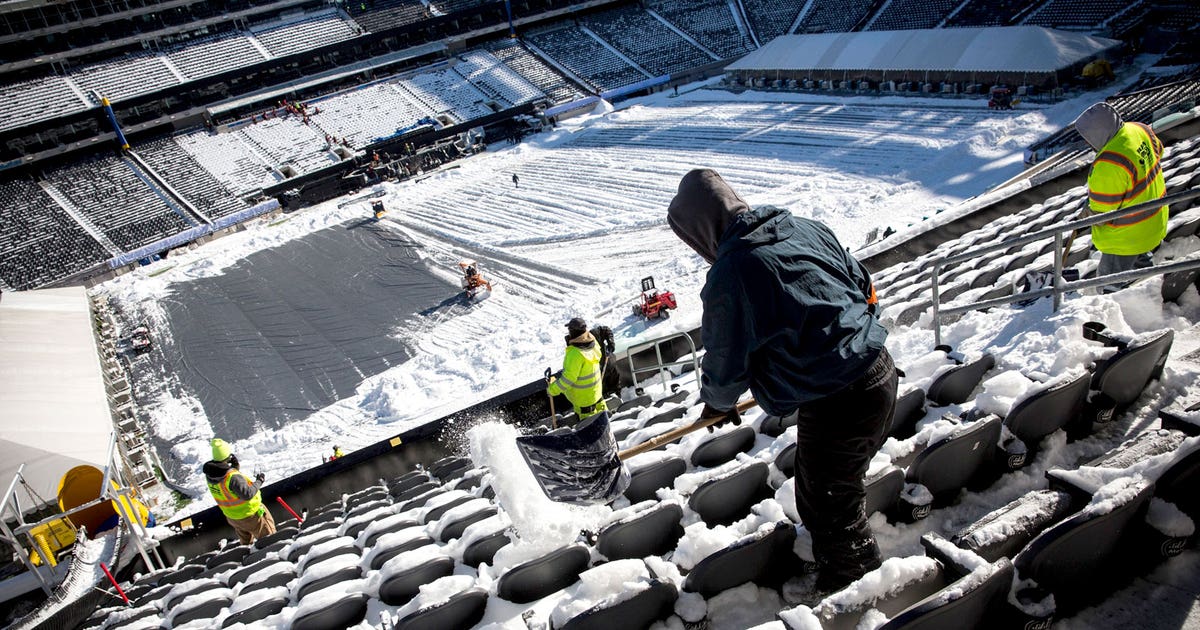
[792,347,897,589]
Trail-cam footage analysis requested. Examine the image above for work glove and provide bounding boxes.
[254,473,266,485]
[701,403,741,433]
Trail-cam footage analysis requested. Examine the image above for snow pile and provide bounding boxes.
[1146,498,1195,538]
[813,556,941,616]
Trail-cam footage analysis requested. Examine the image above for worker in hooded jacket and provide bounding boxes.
[667,168,897,595]
[204,439,276,545]
[1073,101,1167,285]
[547,317,608,421]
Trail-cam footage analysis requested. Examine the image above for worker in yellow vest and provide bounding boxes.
[1073,102,1168,289]
[547,318,608,422]
[204,439,276,545]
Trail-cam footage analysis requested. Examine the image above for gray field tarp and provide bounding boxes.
[143,219,457,441]
[725,26,1120,74]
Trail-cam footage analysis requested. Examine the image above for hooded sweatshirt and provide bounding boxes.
[668,169,887,415]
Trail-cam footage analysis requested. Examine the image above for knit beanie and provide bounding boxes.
[1074,102,1123,151]
[211,438,232,462]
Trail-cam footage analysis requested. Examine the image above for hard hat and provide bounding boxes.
[211,439,232,462]
[567,317,588,337]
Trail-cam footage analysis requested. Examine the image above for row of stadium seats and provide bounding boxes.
[580,5,716,78]
[647,0,755,60]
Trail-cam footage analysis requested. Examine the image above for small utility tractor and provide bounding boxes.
[458,260,493,300]
[631,276,677,320]
[371,199,387,219]
[988,86,1015,110]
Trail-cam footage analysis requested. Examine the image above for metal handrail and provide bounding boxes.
[930,186,1200,346]
[623,332,702,393]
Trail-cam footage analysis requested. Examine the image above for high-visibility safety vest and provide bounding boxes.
[207,469,264,520]
[1087,122,1168,256]
[547,341,605,418]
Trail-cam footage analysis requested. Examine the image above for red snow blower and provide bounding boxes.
[631,276,677,320]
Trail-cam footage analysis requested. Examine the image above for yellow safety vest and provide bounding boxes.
[547,341,607,419]
[207,469,264,520]
[1087,122,1168,255]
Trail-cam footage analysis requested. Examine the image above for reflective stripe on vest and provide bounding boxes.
[555,367,600,391]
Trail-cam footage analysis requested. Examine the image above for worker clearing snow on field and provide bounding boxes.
[459,260,493,299]
[547,318,608,422]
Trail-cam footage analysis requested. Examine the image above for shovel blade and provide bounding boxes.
[515,411,630,505]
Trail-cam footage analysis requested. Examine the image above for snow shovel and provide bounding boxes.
[545,367,557,430]
[515,398,758,505]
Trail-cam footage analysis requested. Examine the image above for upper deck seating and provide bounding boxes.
[581,5,714,78]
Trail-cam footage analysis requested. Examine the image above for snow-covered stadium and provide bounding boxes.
[1,0,1200,628]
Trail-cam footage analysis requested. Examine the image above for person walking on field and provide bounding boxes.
[204,439,276,545]
[512,173,520,188]
[667,168,896,595]
[1073,102,1167,287]
[547,318,608,422]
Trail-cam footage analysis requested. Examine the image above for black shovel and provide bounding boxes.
[515,398,758,505]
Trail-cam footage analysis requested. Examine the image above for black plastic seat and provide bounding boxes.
[880,558,1014,630]
[889,388,927,440]
[624,456,686,503]
[1003,372,1089,446]
[642,406,687,427]
[253,526,299,550]
[361,518,420,548]
[1090,329,1174,408]
[774,442,797,477]
[951,489,1076,562]
[390,472,433,495]
[286,532,337,562]
[463,530,511,567]
[864,465,905,517]
[156,563,203,586]
[422,495,476,523]
[301,508,342,529]
[400,489,445,512]
[299,519,341,537]
[294,564,364,600]
[379,555,456,605]
[430,456,471,478]
[759,411,798,437]
[221,595,288,627]
[905,416,1003,504]
[689,426,756,468]
[1013,481,1154,611]
[170,595,233,626]
[393,481,440,502]
[370,536,435,570]
[163,580,224,610]
[1155,443,1200,521]
[439,507,498,543]
[655,389,690,407]
[199,560,240,581]
[558,579,678,630]
[346,498,391,520]
[619,394,653,411]
[927,354,995,406]
[345,487,389,508]
[596,502,683,560]
[688,461,770,526]
[296,538,357,573]
[433,458,472,481]
[682,521,797,597]
[292,592,369,630]
[393,587,488,630]
[207,544,251,568]
[1083,429,1189,470]
[1161,268,1199,303]
[497,544,591,604]
[240,568,295,596]
[227,558,286,587]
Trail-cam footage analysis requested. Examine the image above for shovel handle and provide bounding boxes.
[617,398,759,460]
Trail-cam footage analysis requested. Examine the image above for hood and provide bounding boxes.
[203,459,232,483]
[667,169,750,264]
[1074,102,1123,151]
[567,330,597,348]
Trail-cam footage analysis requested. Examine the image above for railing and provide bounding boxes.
[623,331,701,392]
[931,186,1200,346]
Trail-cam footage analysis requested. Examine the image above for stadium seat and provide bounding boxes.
[596,502,684,560]
[301,508,342,529]
[880,553,1014,629]
[463,530,511,567]
[951,489,1077,562]
[221,596,288,627]
[557,579,678,630]
[774,442,797,477]
[619,394,653,411]
[299,519,341,537]
[370,537,436,570]
[292,592,370,630]
[393,481,440,502]
[497,544,591,603]
[422,495,476,523]
[253,526,299,549]
[760,411,798,437]
[905,415,1003,504]
[206,545,251,568]
[346,488,390,510]
[889,388,927,439]
[295,564,363,600]
[156,563,203,586]
[163,581,224,610]
[227,558,286,586]
[199,561,239,581]
[296,538,357,573]
[390,471,433,495]
[864,465,905,517]
[1013,480,1155,612]
[346,497,391,519]
[655,389,690,407]
[361,518,420,548]
[379,555,456,605]
[1155,442,1200,520]
[1003,372,1090,446]
[624,456,687,503]
[642,406,688,427]
[689,425,756,468]
[169,595,234,626]
[927,354,995,406]
[393,587,489,630]
[682,521,797,597]
[438,507,498,542]
[688,461,771,526]
[240,568,296,595]
[1089,328,1173,410]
